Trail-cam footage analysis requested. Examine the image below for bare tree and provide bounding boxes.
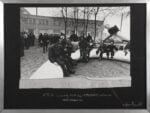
[73,7,79,35]
[85,7,93,37]
[91,7,100,42]
[61,7,68,38]
[79,7,93,37]
[83,7,86,35]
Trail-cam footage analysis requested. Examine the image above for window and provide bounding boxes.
[22,18,28,24]
[45,20,48,25]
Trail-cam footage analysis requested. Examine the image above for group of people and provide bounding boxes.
[48,33,76,77]
[96,41,118,60]
[47,31,119,77]
[20,32,36,57]
[38,33,50,53]
[20,30,119,77]
[47,32,95,77]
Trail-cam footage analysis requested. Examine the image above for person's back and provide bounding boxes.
[107,44,118,51]
[39,34,42,41]
[79,38,88,49]
[48,44,56,63]
[42,35,48,44]
[70,34,78,42]
[86,35,92,43]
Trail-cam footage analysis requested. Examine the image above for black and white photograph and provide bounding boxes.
[19,6,131,89]
[3,2,147,109]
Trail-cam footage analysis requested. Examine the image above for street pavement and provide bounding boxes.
[21,46,48,79]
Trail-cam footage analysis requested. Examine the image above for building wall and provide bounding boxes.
[20,14,104,39]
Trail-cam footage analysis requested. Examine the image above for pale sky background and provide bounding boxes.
[24,7,130,40]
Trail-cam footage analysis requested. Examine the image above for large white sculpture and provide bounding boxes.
[30,61,63,79]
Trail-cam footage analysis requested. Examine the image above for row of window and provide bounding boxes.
[21,18,49,25]
[21,17,101,28]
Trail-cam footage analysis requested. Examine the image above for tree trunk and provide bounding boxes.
[83,8,86,35]
[120,13,123,31]
[65,21,67,39]
[85,17,89,37]
[76,9,78,36]
[94,14,97,42]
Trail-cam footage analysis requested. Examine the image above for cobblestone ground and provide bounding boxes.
[21,46,48,79]
[73,59,130,78]
[21,46,130,79]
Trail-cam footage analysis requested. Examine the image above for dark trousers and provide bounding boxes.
[43,44,48,53]
[109,50,114,58]
[80,48,89,62]
[31,39,34,46]
[24,39,29,49]
[100,50,114,59]
[100,50,109,59]
[55,58,71,77]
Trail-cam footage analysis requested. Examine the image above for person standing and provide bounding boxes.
[107,41,118,59]
[41,33,49,53]
[38,33,43,47]
[24,32,29,49]
[48,36,74,77]
[70,31,78,42]
[86,33,93,43]
[79,35,89,62]
[86,33,93,58]
[31,32,35,46]
[96,42,109,60]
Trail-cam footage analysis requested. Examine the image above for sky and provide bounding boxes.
[24,7,130,40]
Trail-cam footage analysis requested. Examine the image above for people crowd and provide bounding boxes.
[20,31,35,57]
[20,30,126,77]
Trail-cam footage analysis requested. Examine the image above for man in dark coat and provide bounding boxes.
[24,32,30,49]
[124,41,130,56]
[42,33,49,53]
[107,41,118,58]
[38,33,43,47]
[70,31,78,42]
[96,42,109,60]
[86,33,94,58]
[31,32,35,46]
[86,33,93,43]
[48,36,74,77]
[79,35,89,62]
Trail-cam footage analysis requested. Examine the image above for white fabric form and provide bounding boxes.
[30,61,63,79]
[71,49,80,60]
[30,49,130,79]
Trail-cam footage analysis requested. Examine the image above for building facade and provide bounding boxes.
[20,9,104,39]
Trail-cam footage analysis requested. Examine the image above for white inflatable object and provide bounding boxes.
[89,49,100,58]
[71,49,80,60]
[30,61,63,79]
[71,41,79,52]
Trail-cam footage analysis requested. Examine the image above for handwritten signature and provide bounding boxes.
[123,101,143,107]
